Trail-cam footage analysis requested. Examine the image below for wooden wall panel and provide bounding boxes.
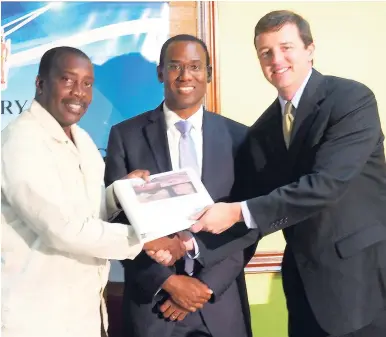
[169,1,197,37]
[169,1,220,113]
[197,1,220,113]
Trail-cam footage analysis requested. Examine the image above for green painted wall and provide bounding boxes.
[247,274,287,337]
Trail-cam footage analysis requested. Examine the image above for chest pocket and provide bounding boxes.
[335,223,386,259]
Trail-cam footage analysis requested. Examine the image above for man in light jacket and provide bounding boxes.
[1,46,185,337]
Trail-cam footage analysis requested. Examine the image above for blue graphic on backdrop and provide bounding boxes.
[1,1,168,151]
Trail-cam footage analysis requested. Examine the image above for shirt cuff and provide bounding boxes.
[183,231,200,259]
[241,201,258,229]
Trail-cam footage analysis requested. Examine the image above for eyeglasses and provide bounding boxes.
[166,63,207,73]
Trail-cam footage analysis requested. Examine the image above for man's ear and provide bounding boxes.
[206,65,212,83]
[35,76,44,95]
[157,65,163,83]
[307,43,315,62]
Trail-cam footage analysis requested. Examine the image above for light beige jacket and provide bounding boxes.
[1,100,142,337]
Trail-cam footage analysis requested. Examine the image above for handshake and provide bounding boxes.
[141,233,213,322]
[142,232,195,267]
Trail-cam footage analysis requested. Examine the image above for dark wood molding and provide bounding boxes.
[197,1,220,113]
[244,251,283,274]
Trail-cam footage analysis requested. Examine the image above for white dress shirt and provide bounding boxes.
[1,100,143,337]
[164,102,202,273]
[242,69,313,229]
[164,103,203,175]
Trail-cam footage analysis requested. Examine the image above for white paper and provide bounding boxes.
[113,168,214,243]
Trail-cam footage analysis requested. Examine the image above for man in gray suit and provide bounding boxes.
[105,35,254,337]
[190,10,386,337]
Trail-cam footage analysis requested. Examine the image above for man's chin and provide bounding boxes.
[271,80,293,93]
[60,114,84,127]
[172,99,201,111]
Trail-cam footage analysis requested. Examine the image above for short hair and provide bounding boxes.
[38,46,90,79]
[159,34,210,68]
[254,10,313,47]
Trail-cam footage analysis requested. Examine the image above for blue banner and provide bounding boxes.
[1,1,168,152]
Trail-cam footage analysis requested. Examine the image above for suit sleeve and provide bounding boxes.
[194,225,259,268]
[247,82,382,236]
[105,124,175,296]
[128,252,174,298]
[196,251,245,302]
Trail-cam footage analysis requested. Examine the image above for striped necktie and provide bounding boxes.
[174,119,199,275]
[283,101,294,148]
[174,120,200,176]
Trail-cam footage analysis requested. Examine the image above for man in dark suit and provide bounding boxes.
[189,10,386,337]
[104,34,253,337]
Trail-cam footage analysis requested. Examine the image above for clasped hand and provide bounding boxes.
[161,275,213,316]
[143,235,187,266]
[143,231,195,266]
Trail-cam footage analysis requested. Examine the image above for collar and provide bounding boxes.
[163,102,203,132]
[278,68,313,114]
[29,99,78,143]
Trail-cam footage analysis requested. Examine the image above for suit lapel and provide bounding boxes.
[201,111,226,196]
[257,100,288,158]
[288,70,327,160]
[143,104,172,173]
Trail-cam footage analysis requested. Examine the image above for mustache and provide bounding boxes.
[62,99,88,108]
